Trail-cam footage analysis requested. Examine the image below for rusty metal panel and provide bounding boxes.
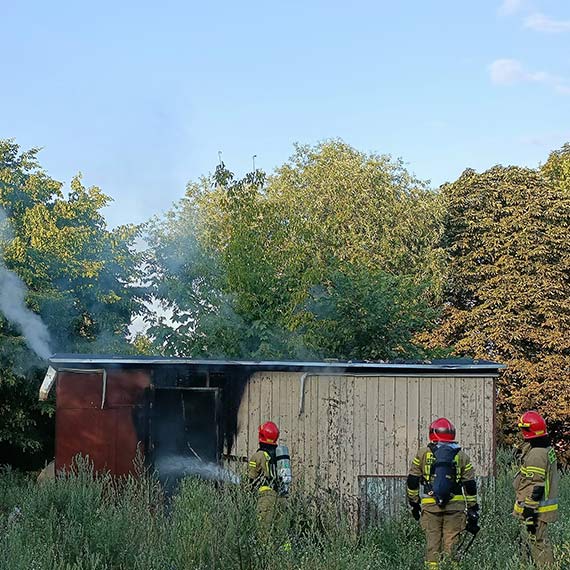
[114,407,146,475]
[56,408,115,472]
[105,369,150,407]
[57,372,103,409]
[55,370,149,475]
[56,407,144,476]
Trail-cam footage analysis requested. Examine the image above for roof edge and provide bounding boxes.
[48,354,506,374]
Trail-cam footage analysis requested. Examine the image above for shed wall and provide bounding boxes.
[55,369,150,475]
[233,372,495,500]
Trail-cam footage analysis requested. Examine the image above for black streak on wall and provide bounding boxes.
[220,369,250,455]
[146,364,252,460]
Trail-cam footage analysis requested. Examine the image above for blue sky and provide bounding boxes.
[2,0,569,227]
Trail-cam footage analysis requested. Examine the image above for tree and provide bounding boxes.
[0,140,147,461]
[146,140,443,361]
[303,265,439,360]
[145,163,299,358]
[427,161,570,457]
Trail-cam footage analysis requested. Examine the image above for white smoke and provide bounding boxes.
[0,208,53,360]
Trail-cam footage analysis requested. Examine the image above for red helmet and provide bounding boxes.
[429,418,456,443]
[518,411,548,440]
[258,421,279,445]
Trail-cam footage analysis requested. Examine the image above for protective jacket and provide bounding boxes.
[513,441,559,523]
[248,447,278,494]
[407,443,477,513]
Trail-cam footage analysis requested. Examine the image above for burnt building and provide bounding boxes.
[40,355,503,519]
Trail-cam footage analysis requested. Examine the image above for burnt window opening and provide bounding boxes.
[150,387,221,471]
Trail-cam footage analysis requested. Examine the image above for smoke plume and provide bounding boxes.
[0,208,53,360]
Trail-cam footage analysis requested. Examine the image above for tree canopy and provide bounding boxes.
[0,140,148,458]
[426,160,570,456]
[145,141,443,361]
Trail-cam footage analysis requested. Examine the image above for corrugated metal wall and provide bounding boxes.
[234,372,495,501]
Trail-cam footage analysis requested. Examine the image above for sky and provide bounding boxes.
[2,0,569,227]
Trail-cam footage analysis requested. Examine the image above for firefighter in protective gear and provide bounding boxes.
[406,418,479,570]
[248,421,285,533]
[513,411,558,568]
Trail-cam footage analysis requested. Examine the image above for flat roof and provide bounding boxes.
[48,354,505,375]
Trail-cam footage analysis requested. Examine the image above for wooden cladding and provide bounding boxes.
[234,372,495,500]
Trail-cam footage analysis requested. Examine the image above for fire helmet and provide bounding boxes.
[518,411,548,440]
[429,418,456,443]
[258,421,279,445]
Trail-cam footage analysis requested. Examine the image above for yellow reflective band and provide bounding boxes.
[524,498,539,506]
[259,486,272,493]
[525,467,546,475]
[464,495,477,502]
[520,467,546,479]
[413,457,421,466]
[249,461,257,466]
[424,452,434,481]
[421,495,465,505]
[464,463,473,471]
[407,489,419,496]
[514,502,557,514]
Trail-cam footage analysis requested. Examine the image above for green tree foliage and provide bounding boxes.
[146,140,443,360]
[0,140,147,458]
[303,266,439,360]
[427,160,570,456]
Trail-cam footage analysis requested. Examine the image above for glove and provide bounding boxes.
[466,505,480,535]
[410,502,421,521]
[522,506,537,535]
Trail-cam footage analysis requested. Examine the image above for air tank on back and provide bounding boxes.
[275,444,292,496]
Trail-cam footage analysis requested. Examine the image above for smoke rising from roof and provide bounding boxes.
[0,207,53,360]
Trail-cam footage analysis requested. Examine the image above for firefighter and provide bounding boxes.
[513,410,558,568]
[406,418,479,569]
[248,421,285,534]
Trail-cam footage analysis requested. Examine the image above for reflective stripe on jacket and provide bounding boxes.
[513,444,559,523]
[248,450,277,494]
[407,446,477,512]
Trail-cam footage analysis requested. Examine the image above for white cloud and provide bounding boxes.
[490,59,528,84]
[524,12,570,33]
[499,0,526,16]
[489,58,570,94]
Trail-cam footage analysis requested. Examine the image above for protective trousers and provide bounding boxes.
[420,510,465,568]
[521,521,554,568]
[256,489,285,535]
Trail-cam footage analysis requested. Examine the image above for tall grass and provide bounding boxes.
[1,453,569,570]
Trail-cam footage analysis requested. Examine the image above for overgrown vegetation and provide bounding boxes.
[0,456,569,569]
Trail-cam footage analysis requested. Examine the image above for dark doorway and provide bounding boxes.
[150,388,221,483]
